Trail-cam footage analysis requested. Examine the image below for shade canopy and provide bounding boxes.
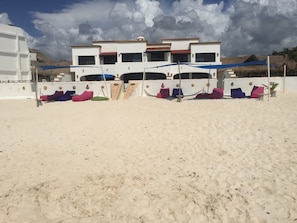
[192,60,267,69]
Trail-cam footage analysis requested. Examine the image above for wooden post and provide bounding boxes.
[283,64,286,93]
[177,61,182,102]
[141,68,145,98]
[35,68,42,107]
[267,56,270,101]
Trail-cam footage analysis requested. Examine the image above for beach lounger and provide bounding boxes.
[231,88,246,98]
[250,86,264,98]
[195,88,224,99]
[172,88,184,98]
[55,90,76,101]
[195,92,210,99]
[72,91,93,102]
[209,88,224,99]
[157,88,170,98]
[40,91,64,101]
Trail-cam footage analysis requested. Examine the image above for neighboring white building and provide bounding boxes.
[70,37,222,82]
[0,24,32,82]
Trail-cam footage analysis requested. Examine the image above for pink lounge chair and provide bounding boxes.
[157,88,170,98]
[72,91,94,102]
[250,86,264,98]
[40,91,64,101]
[209,88,224,99]
[196,88,224,99]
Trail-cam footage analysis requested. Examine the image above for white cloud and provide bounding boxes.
[241,0,297,15]
[1,0,296,59]
[221,0,297,56]
[134,0,163,27]
[0,13,12,25]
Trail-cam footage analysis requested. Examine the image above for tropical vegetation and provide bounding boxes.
[272,46,297,62]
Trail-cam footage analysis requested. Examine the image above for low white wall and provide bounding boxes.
[1,77,296,99]
[138,79,217,97]
[0,83,35,99]
[283,77,297,93]
[37,81,111,98]
[37,79,217,99]
[223,76,297,96]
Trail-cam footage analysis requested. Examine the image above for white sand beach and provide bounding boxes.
[0,93,297,223]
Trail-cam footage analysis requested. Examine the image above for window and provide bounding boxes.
[172,54,189,63]
[122,53,142,62]
[78,56,95,65]
[196,53,216,62]
[102,55,117,64]
[147,52,166,61]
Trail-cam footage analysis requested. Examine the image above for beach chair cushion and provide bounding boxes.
[40,91,64,101]
[172,88,184,98]
[251,86,264,98]
[72,91,93,102]
[196,93,210,99]
[209,88,224,99]
[231,88,246,98]
[55,90,76,101]
[157,88,170,98]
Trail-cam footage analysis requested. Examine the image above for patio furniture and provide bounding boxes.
[231,88,246,98]
[55,90,76,101]
[40,91,64,101]
[250,86,264,99]
[72,91,94,102]
[157,88,170,98]
[209,88,224,99]
[172,88,184,98]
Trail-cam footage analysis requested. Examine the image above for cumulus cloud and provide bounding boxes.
[221,0,297,56]
[1,0,296,60]
[0,13,12,25]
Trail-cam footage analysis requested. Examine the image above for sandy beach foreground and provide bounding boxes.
[0,93,297,222]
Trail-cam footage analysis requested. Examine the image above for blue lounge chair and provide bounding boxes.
[172,88,184,98]
[55,90,76,101]
[231,88,246,98]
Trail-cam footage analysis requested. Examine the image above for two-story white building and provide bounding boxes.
[0,24,32,82]
[70,37,222,83]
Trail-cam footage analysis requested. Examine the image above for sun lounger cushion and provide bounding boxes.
[231,88,246,98]
[250,86,264,98]
[196,93,210,99]
[55,90,76,101]
[157,88,170,98]
[40,91,64,101]
[172,88,184,98]
[209,88,224,99]
[72,91,93,102]
[196,88,223,99]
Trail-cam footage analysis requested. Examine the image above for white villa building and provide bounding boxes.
[1,24,296,100]
[70,37,222,83]
[0,24,32,82]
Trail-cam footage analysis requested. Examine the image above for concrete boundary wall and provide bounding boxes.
[36,79,218,99]
[136,79,217,97]
[223,77,297,96]
[1,77,296,99]
[0,83,35,99]
[37,81,111,98]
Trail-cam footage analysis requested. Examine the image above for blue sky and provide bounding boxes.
[1,0,229,36]
[1,0,296,60]
[0,0,82,36]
